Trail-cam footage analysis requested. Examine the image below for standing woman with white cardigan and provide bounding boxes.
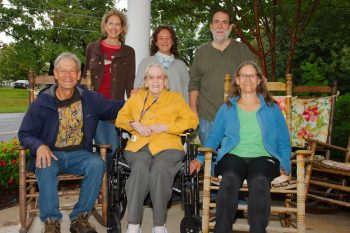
[134,25,189,103]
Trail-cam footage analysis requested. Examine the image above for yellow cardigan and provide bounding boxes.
[116,89,198,155]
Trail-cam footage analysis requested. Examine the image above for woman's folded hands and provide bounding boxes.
[130,121,168,136]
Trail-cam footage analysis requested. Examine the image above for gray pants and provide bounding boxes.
[124,145,184,226]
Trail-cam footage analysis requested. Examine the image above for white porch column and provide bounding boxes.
[125,0,151,70]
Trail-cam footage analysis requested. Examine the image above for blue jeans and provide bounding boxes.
[198,118,214,146]
[95,120,119,171]
[35,150,105,221]
[199,118,215,176]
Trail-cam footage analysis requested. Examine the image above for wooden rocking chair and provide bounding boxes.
[18,69,110,233]
[200,74,311,233]
[289,80,348,211]
[306,136,350,208]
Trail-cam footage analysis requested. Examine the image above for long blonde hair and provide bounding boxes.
[100,8,127,42]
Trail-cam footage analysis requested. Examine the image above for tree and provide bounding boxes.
[150,0,212,66]
[0,0,113,78]
[1,0,348,85]
[287,0,350,92]
[0,44,24,81]
[151,0,321,81]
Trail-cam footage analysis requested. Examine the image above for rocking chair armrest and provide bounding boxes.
[92,144,112,149]
[306,139,348,152]
[16,146,28,164]
[198,147,217,154]
[294,149,313,158]
[291,150,312,172]
[17,146,28,166]
[92,144,112,162]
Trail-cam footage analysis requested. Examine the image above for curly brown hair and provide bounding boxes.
[100,8,127,42]
[227,61,275,106]
[150,25,179,58]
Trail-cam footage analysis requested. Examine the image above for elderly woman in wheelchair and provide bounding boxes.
[115,63,198,233]
[190,61,291,233]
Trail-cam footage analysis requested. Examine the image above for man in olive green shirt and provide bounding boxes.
[189,9,255,145]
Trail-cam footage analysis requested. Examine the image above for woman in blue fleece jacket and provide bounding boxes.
[191,61,291,233]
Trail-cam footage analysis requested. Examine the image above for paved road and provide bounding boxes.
[0,113,24,141]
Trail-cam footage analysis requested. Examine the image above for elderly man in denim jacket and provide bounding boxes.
[18,52,124,233]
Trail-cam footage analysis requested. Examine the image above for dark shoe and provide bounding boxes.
[42,219,61,233]
[70,213,97,233]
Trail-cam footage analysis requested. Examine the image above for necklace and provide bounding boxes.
[138,91,158,122]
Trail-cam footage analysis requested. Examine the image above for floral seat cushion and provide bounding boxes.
[320,160,350,171]
[273,96,289,119]
[291,97,332,147]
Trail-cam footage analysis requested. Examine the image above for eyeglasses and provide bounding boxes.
[146,75,165,81]
[238,74,259,80]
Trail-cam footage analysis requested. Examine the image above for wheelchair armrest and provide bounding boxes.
[118,128,132,139]
[180,128,195,136]
[119,127,195,137]
[119,128,131,135]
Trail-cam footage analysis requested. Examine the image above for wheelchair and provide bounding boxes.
[106,129,201,233]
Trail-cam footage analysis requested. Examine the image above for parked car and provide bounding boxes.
[14,80,29,89]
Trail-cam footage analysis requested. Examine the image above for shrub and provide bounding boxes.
[333,93,350,149]
[329,93,350,160]
[0,138,27,189]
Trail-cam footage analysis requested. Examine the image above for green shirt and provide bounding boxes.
[230,105,271,158]
[189,40,255,121]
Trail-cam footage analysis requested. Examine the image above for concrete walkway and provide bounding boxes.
[0,204,183,233]
[0,197,349,233]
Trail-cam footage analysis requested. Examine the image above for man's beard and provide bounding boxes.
[211,29,231,44]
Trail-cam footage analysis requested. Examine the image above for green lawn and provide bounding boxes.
[0,88,28,113]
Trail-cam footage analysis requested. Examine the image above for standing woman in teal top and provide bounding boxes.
[190,61,291,233]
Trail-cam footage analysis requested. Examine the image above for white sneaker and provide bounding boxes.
[126,223,141,233]
[152,225,168,233]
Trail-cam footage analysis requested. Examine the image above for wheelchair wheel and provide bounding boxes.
[180,215,202,233]
[107,163,128,232]
[107,180,127,232]
[118,194,127,220]
[107,205,122,233]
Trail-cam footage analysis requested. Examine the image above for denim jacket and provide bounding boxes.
[18,85,124,171]
[195,94,291,174]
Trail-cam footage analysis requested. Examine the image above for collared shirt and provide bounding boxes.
[189,40,255,121]
[134,56,190,103]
